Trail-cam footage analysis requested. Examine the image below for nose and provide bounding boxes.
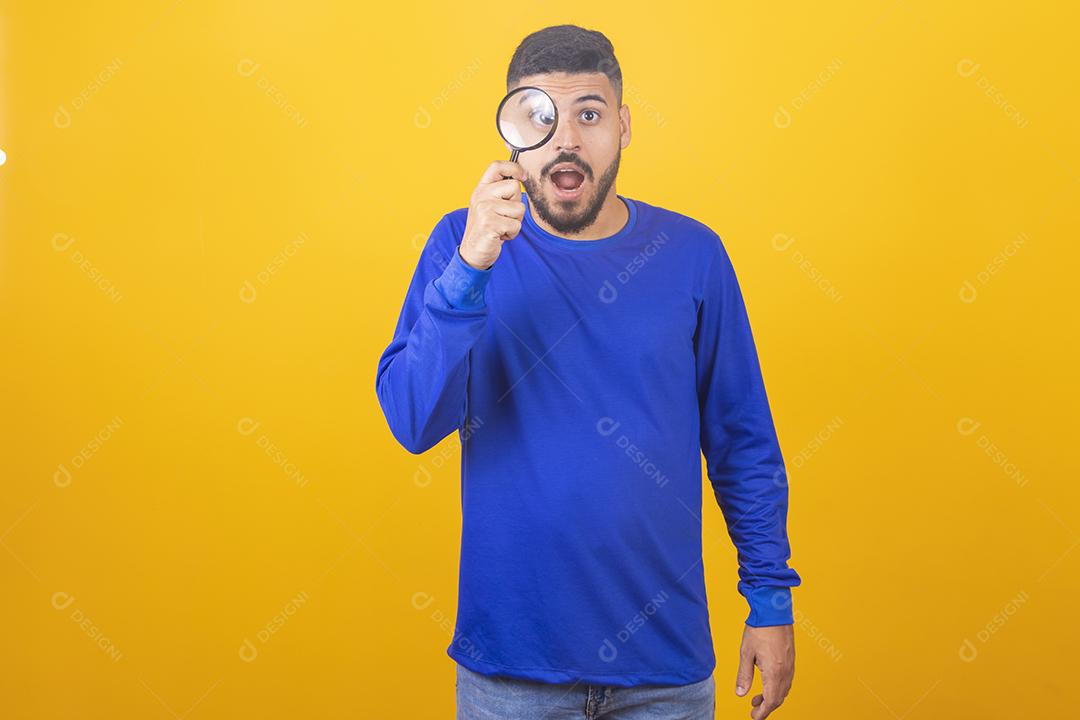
[552,116,582,153]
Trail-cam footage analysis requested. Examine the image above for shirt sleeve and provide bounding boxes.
[693,233,802,626]
[375,214,492,454]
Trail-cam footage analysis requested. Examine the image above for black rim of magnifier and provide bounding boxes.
[496,86,559,159]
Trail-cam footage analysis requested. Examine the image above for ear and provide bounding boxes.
[619,103,632,149]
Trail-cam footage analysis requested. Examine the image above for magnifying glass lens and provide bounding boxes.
[497,87,558,151]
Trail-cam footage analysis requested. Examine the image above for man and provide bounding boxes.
[376,24,801,720]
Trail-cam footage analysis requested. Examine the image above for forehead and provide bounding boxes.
[511,72,614,104]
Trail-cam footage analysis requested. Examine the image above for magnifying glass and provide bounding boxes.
[496,86,558,180]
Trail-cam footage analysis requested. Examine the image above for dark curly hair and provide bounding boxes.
[506,25,622,104]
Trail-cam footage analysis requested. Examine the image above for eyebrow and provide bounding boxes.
[574,94,608,106]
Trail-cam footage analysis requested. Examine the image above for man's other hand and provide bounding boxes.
[735,623,795,719]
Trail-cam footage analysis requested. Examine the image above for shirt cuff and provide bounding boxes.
[433,246,492,310]
[745,586,794,627]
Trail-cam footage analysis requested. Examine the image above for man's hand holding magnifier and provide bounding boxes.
[459,86,560,272]
[459,161,527,271]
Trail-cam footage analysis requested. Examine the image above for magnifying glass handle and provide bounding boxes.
[502,149,520,180]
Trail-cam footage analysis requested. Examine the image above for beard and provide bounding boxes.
[523,147,621,236]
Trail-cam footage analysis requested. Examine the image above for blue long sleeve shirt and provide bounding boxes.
[375,191,801,687]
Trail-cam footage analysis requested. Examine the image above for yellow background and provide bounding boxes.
[2,1,1077,717]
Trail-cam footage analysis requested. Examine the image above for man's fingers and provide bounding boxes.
[479,160,526,185]
[735,650,755,697]
[474,199,523,227]
[484,212,520,242]
[751,693,780,720]
[752,701,779,720]
[489,198,525,220]
[751,668,787,720]
[477,178,524,202]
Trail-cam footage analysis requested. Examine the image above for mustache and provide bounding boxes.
[541,154,593,180]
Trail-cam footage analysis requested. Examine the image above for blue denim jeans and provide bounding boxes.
[455,663,716,719]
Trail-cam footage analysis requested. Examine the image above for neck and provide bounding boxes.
[531,187,628,241]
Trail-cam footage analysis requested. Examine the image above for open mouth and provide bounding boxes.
[549,166,586,197]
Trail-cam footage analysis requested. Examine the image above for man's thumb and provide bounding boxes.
[735,653,755,696]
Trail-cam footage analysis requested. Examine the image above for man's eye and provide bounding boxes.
[581,110,600,122]
[530,111,555,126]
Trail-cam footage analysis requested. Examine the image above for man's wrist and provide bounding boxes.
[458,244,493,271]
